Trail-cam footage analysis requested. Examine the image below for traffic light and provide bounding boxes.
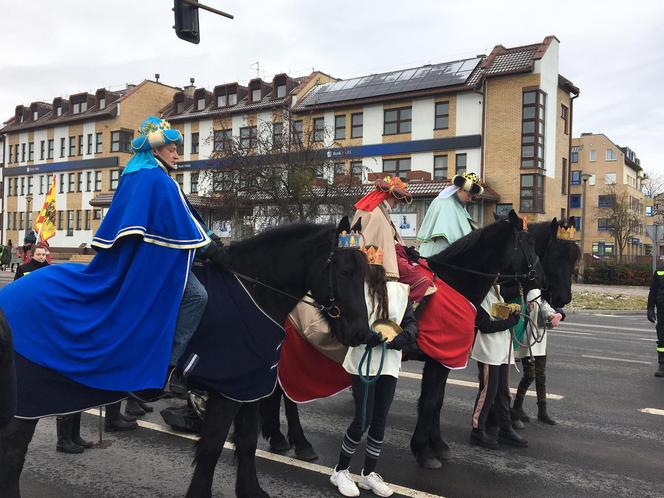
[173,0,200,44]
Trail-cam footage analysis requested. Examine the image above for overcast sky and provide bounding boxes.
[2,0,662,172]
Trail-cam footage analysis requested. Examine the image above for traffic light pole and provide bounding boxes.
[179,0,234,19]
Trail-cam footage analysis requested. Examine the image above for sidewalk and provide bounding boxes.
[572,283,648,297]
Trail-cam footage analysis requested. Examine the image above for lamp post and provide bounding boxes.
[579,173,591,282]
[25,194,33,242]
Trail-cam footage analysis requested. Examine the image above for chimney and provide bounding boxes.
[154,73,160,83]
[126,83,136,90]
[184,77,196,98]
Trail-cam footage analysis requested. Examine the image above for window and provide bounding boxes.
[75,172,82,192]
[95,132,103,153]
[520,173,545,213]
[382,158,411,178]
[570,194,581,209]
[276,84,286,98]
[99,97,106,110]
[521,90,546,168]
[334,115,346,140]
[384,107,412,135]
[570,170,581,185]
[67,210,74,236]
[47,139,54,159]
[176,141,184,156]
[175,101,184,113]
[59,174,65,193]
[175,174,184,189]
[197,98,206,111]
[291,120,303,144]
[69,137,76,157]
[561,158,568,194]
[56,106,62,117]
[213,129,232,151]
[435,101,449,129]
[33,110,38,121]
[86,172,92,191]
[72,102,80,114]
[433,155,448,180]
[191,173,199,194]
[605,173,616,185]
[110,169,120,190]
[81,101,87,112]
[589,149,596,162]
[313,118,325,142]
[191,133,199,154]
[573,217,581,231]
[84,210,91,230]
[6,178,12,196]
[20,177,25,196]
[272,122,283,149]
[75,210,82,230]
[598,218,615,231]
[240,126,257,149]
[8,146,12,164]
[252,89,261,102]
[57,211,63,230]
[561,104,568,135]
[592,242,614,257]
[217,95,227,107]
[86,134,92,155]
[455,154,467,175]
[606,148,616,161]
[19,212,24,231]
[351,161,363,179]
[93,209,102,220]
[60,138,66,158]
[110,130,132,153]
[334,162,345,176]
[21,143,25,162]
[78,135,84,156]
[496,204,513,217]
[27,176,33,195]
[68,173,75,193]
[28,142,34,162]
[571,149,578,163]
[94,171,102,191]
[39,141,45,160]
[351,113,363,138]
[228,93,237,105]
[12,212,17,230]
[598,195,616,208]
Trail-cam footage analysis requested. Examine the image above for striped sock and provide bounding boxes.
[337,431,360,470]
[363,434,383,474]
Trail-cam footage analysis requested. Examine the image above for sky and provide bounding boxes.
[1,0,662,172]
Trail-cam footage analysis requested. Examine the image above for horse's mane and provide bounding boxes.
[427,220,504,264]
[229,223,334,253]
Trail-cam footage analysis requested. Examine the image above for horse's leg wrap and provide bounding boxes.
[186,394,240,498]
[0,418,38,498]
[234,402,270,498]
[411,358,446,454]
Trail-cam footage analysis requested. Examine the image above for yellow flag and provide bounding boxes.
[34,175,57,241]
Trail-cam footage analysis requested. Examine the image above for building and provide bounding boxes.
[569,133,650,258]
[0,80,178,250]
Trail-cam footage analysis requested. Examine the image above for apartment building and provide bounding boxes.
[569,133,650,257]
[0,80,178,248]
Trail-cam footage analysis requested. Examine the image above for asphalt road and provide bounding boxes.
[9,286,664,497]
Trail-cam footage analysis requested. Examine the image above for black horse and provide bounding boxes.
[0,219,371,498]
[409,210,545,468]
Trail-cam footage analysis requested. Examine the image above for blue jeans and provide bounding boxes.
[171,272,208,366]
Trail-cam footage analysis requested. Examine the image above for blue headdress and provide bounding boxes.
[122,117,183,176]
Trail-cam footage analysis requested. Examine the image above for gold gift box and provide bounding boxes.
[491,302,521,319]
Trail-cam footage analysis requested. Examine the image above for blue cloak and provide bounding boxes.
[0,167,209,392]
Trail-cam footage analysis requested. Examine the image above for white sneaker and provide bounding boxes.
[358,471,394,497]
[330,467,360,497]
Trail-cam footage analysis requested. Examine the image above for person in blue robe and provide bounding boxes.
[0,117,226,401]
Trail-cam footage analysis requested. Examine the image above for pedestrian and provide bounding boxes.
[510,288,563,425]
[125,398,154,417]
[647,268,664,377]
[9,240,22,273]
[330,245,418,498]
[105,401,138,432]
[14,244,49,280]
[470,284,526,449]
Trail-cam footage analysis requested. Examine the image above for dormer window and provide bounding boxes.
[176,101,184,113]
[276,84,286,98]
[197,98,206,111]
[252,89,261,102]
[81,101,87,112]
[99,98,106,110]
[229,93,237,105]
[217,95,227,107]
[56,106,62,117]
[33,111,39,121]
[72,102,80,114]
[19,114,23,123]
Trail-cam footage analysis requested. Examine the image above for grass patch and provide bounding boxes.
[569,291,646,311]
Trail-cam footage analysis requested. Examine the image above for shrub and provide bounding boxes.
[583,263,651,286]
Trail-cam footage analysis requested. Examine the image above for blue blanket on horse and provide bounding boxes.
[0,167,208,396]
[180,263,285,402]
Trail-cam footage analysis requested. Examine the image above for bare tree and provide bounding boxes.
[199,110,363,236]
[597,184,643,261]
[642,169,664,199]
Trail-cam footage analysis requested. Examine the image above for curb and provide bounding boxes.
[568,309,642,315]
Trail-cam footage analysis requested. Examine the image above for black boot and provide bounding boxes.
[70,413,93,448]
[104,402,138,432]
[125,399,147,417]
[56,416,84,454]
[537,401,556,425]
[498,426,528,447]
[511,394,530,423]
[655,352,664,377]
[470,428,498,450]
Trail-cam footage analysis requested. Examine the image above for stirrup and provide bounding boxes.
[188,390,208,419]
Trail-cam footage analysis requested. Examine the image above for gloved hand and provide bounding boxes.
[205,242,228,271]
[549,313,563,328]
[505,312,521,329]
[365,332,384,348]
[648,308,656,323]
[405,246,421,263]
[386,332,410,350]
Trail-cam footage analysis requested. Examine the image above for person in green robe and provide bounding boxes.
[416,172,483,257]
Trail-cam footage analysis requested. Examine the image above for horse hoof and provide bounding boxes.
[268,435,291,453]
[294,445,318,462]
[413,446,442,469]
[237,488,270,498]
[432,441,452,462]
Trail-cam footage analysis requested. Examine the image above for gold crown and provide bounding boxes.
[361,245,384,266]
[557,225,576,240]
[338,230,363,248]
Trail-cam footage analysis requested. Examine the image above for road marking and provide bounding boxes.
[562,323,651,333]
[556,330,593,336]
[639,408,664,416]
[399,371,564,400]
[581,354,652,365]
[84,410,445,498]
